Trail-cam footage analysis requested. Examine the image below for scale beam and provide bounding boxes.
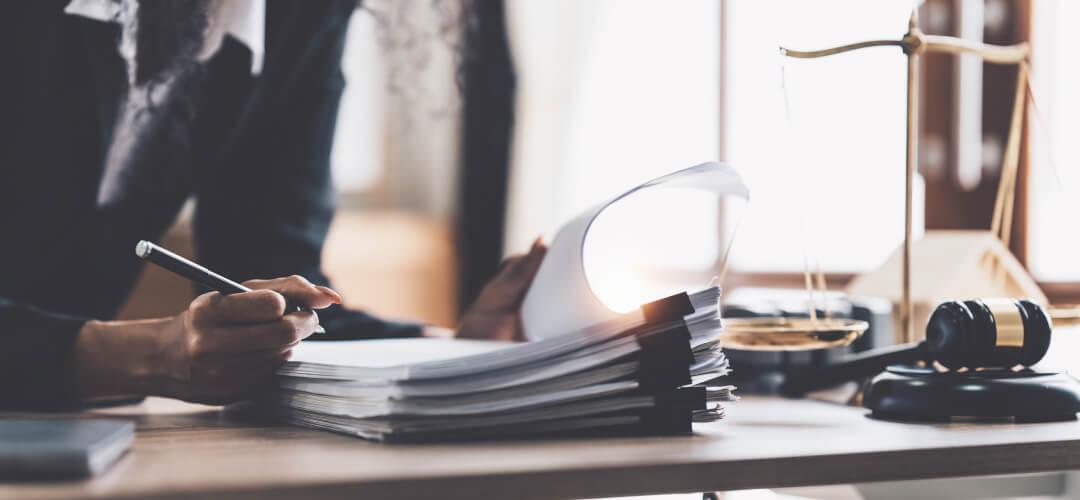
[781,34,1028,64]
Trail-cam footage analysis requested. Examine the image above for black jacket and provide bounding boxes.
[0,0,420,410]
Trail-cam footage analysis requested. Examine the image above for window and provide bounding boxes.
[323,5,463,324]
[506,0,722,310]
[331,10,387,194]
[1028,0,1080,282]
[330,5,463,217]
[722,0,923,273]
[507,0,932,310]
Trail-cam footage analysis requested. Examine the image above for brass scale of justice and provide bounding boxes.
[713,11,1080,422]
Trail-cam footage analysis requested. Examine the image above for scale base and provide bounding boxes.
[864,365,1080,423]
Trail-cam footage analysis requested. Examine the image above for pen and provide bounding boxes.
[134,240,326,335]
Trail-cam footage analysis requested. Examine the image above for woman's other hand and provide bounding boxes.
[455,238,546,341]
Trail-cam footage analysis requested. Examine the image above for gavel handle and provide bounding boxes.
[779,341,928,397]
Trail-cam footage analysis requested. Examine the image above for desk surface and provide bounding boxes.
[3,395,1080,500]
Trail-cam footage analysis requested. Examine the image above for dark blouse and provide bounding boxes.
[0,0,420,411]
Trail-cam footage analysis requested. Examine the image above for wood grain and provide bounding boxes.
[3,395,1080,499]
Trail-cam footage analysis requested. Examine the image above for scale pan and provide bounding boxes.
[718,317,869,351]
[1049,305,1080,327]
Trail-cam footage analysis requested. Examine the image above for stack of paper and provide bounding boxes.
[262,163,747,441]
[264,288,734,441]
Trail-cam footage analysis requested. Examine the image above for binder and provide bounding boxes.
[635,321,694,391]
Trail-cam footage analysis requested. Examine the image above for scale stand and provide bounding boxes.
[864,365,1080,423]
[776,10,1080,424]
[780,10,1032,344]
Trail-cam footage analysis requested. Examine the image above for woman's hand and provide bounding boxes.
[75,275,341,405]
[455,238,546,341]
[153,276,341,404]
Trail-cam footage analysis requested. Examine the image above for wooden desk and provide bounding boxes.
[3,396,1080,499]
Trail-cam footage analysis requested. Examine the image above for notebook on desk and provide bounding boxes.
[0,419,133,480]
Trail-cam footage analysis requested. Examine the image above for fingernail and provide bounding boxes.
[318,286,343,304]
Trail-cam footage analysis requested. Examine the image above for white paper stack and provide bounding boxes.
[264,287,734,441]
[262,163,747,441]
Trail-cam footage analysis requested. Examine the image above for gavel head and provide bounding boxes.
[926,299,1052,370]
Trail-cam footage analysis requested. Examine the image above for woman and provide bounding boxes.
[0,0,541,410]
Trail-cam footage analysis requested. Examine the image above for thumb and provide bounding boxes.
[475,240,547,311]
[517,238,547,284]
[498,239,547,298]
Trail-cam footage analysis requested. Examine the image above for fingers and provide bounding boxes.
[166,274,341,406]
[484,315,521,342]
[190,311,319,353]
[183,351,293,405]
[245,275,342,310]
[191,289,288,325]
[487,238,547,303]
[455,307,525,342]
[194,347,294,374]
[517,237,547,281]
[190,276,342,326]
[460,237,547,327]
[503,238,546,279]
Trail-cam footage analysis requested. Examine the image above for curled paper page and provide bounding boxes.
[521,162,750,341]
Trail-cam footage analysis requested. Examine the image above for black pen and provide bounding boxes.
[135,240,325,334]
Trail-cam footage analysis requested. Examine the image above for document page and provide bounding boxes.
[521,162,749,341]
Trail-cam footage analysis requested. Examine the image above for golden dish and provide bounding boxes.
[718,317,869,351]
[1049,305,1080,327]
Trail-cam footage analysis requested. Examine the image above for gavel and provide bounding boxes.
[780,298,1052,396]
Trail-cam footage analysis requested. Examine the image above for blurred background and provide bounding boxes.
[119,0,1080,333]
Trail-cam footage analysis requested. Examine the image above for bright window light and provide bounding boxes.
[723,0,923,273]
[331,11,386,193]
[1028,0,1080,282]
[507,0,722,305]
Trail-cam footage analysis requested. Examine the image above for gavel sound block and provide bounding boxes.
[781,299,1080,422]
